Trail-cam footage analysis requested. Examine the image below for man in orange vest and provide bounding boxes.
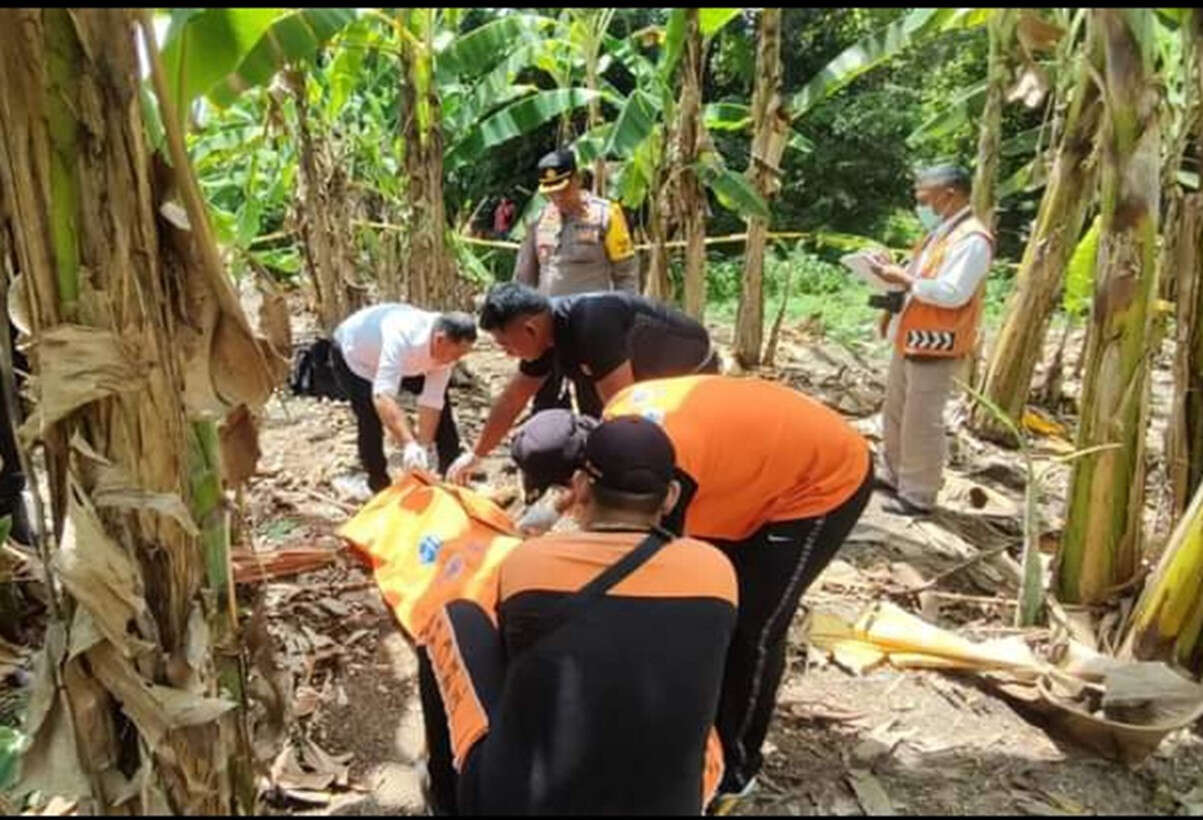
[424,415,737,814]
[866,164,994,517]
[507,375,874,811]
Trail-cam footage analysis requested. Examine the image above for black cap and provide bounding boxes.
[536,148,577,193]
[511,410,597,498]
[582,415,676,496]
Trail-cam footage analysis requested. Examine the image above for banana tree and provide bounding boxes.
[324,11,605,304]
[159,8,358,328]
[1120,479,1203,675]
[1057,8,1163,606]
[1167,9,1203,517]
[971,9,1022,227]
[733,8,786,365]
[578,9,766,307]
[0,8,278,812]
[972,10,1104,442]
[673,9,709,318]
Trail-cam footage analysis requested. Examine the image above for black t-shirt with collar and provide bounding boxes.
[517,291,711,383]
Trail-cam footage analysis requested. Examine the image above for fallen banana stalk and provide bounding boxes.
[808,599,1203,764]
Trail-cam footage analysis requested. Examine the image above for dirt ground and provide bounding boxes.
[232,315,1203,817]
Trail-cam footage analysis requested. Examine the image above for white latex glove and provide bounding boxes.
[445,451,480,485]
[402,441,430,471]
[516,494,562,536]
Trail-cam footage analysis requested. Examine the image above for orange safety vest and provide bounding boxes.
[896,213,994,358]
[337,473,725,801]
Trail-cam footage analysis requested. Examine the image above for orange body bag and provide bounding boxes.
[337,472,522,644]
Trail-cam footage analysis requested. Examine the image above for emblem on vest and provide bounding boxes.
[418,534,443,565]
[906,330,956,352]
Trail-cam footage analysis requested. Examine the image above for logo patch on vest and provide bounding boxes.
[418,534,443,565]
[906,330,956,352]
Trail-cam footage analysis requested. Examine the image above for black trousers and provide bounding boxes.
[710,463,873,792]
[330,344,461,492]
[416,647,461,815]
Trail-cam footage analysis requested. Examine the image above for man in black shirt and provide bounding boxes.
[446,281,717,485]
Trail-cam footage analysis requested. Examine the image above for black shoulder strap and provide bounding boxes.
[544,526,672,633]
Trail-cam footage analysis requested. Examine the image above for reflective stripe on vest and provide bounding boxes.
[895,214,994,358]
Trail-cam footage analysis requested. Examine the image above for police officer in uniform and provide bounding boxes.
[514,148,639,415]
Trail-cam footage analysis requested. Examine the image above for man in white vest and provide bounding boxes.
[867,164,994,517]
[513,148,639,417]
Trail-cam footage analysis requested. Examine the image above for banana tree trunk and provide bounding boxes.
[1119,479,1203,674]
[289,69,348,333]
[644,178,672,303]
[971,23,1102,442]
[1057,8,1162,606]
[0,9,246,812]
[677,10,706,319]
[1157,11,1201,306]
[734,8,786,367]
[965,9,1017,393]
[584,12,611,196]
[971,9,1017,227]
[399,9,452,309]
[1168,197,1203,515]
[1165,14,1203,517]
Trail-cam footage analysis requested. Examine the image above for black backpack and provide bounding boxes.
[289,338,348,400]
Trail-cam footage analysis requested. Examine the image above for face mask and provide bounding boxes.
[915,203,942,230]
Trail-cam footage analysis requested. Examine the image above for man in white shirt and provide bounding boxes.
[866,164,994,516]
[331,304,477,493]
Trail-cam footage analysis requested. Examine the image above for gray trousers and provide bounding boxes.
[881,350,965,509]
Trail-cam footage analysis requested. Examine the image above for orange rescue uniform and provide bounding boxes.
[604,374,871,540]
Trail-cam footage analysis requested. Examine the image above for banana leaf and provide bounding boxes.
[695,155,770,221]
[699,9,742,38]
[906,80,988,146]
[605,88,660,158]
[1062,215,1100,319]
[789,7,988,120]
[195,10,356,111]
[447,88,600,171]
[434,13,554,82]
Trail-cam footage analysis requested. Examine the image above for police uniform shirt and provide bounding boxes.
[517,291,711,385]
[514,194,639,296]
[332,303,452,409]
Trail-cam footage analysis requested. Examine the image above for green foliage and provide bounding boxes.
[983,260,1018,330]
[876,207,925,250]
[1063,214,1100,321]
[694,156,769,221]
[0,726,23,791]
[160,9,355,125]
[446,89,602,171]
[175,4,1053,319]
[704,244,881,347]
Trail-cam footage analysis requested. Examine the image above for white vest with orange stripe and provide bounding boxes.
[895,213,995,358]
